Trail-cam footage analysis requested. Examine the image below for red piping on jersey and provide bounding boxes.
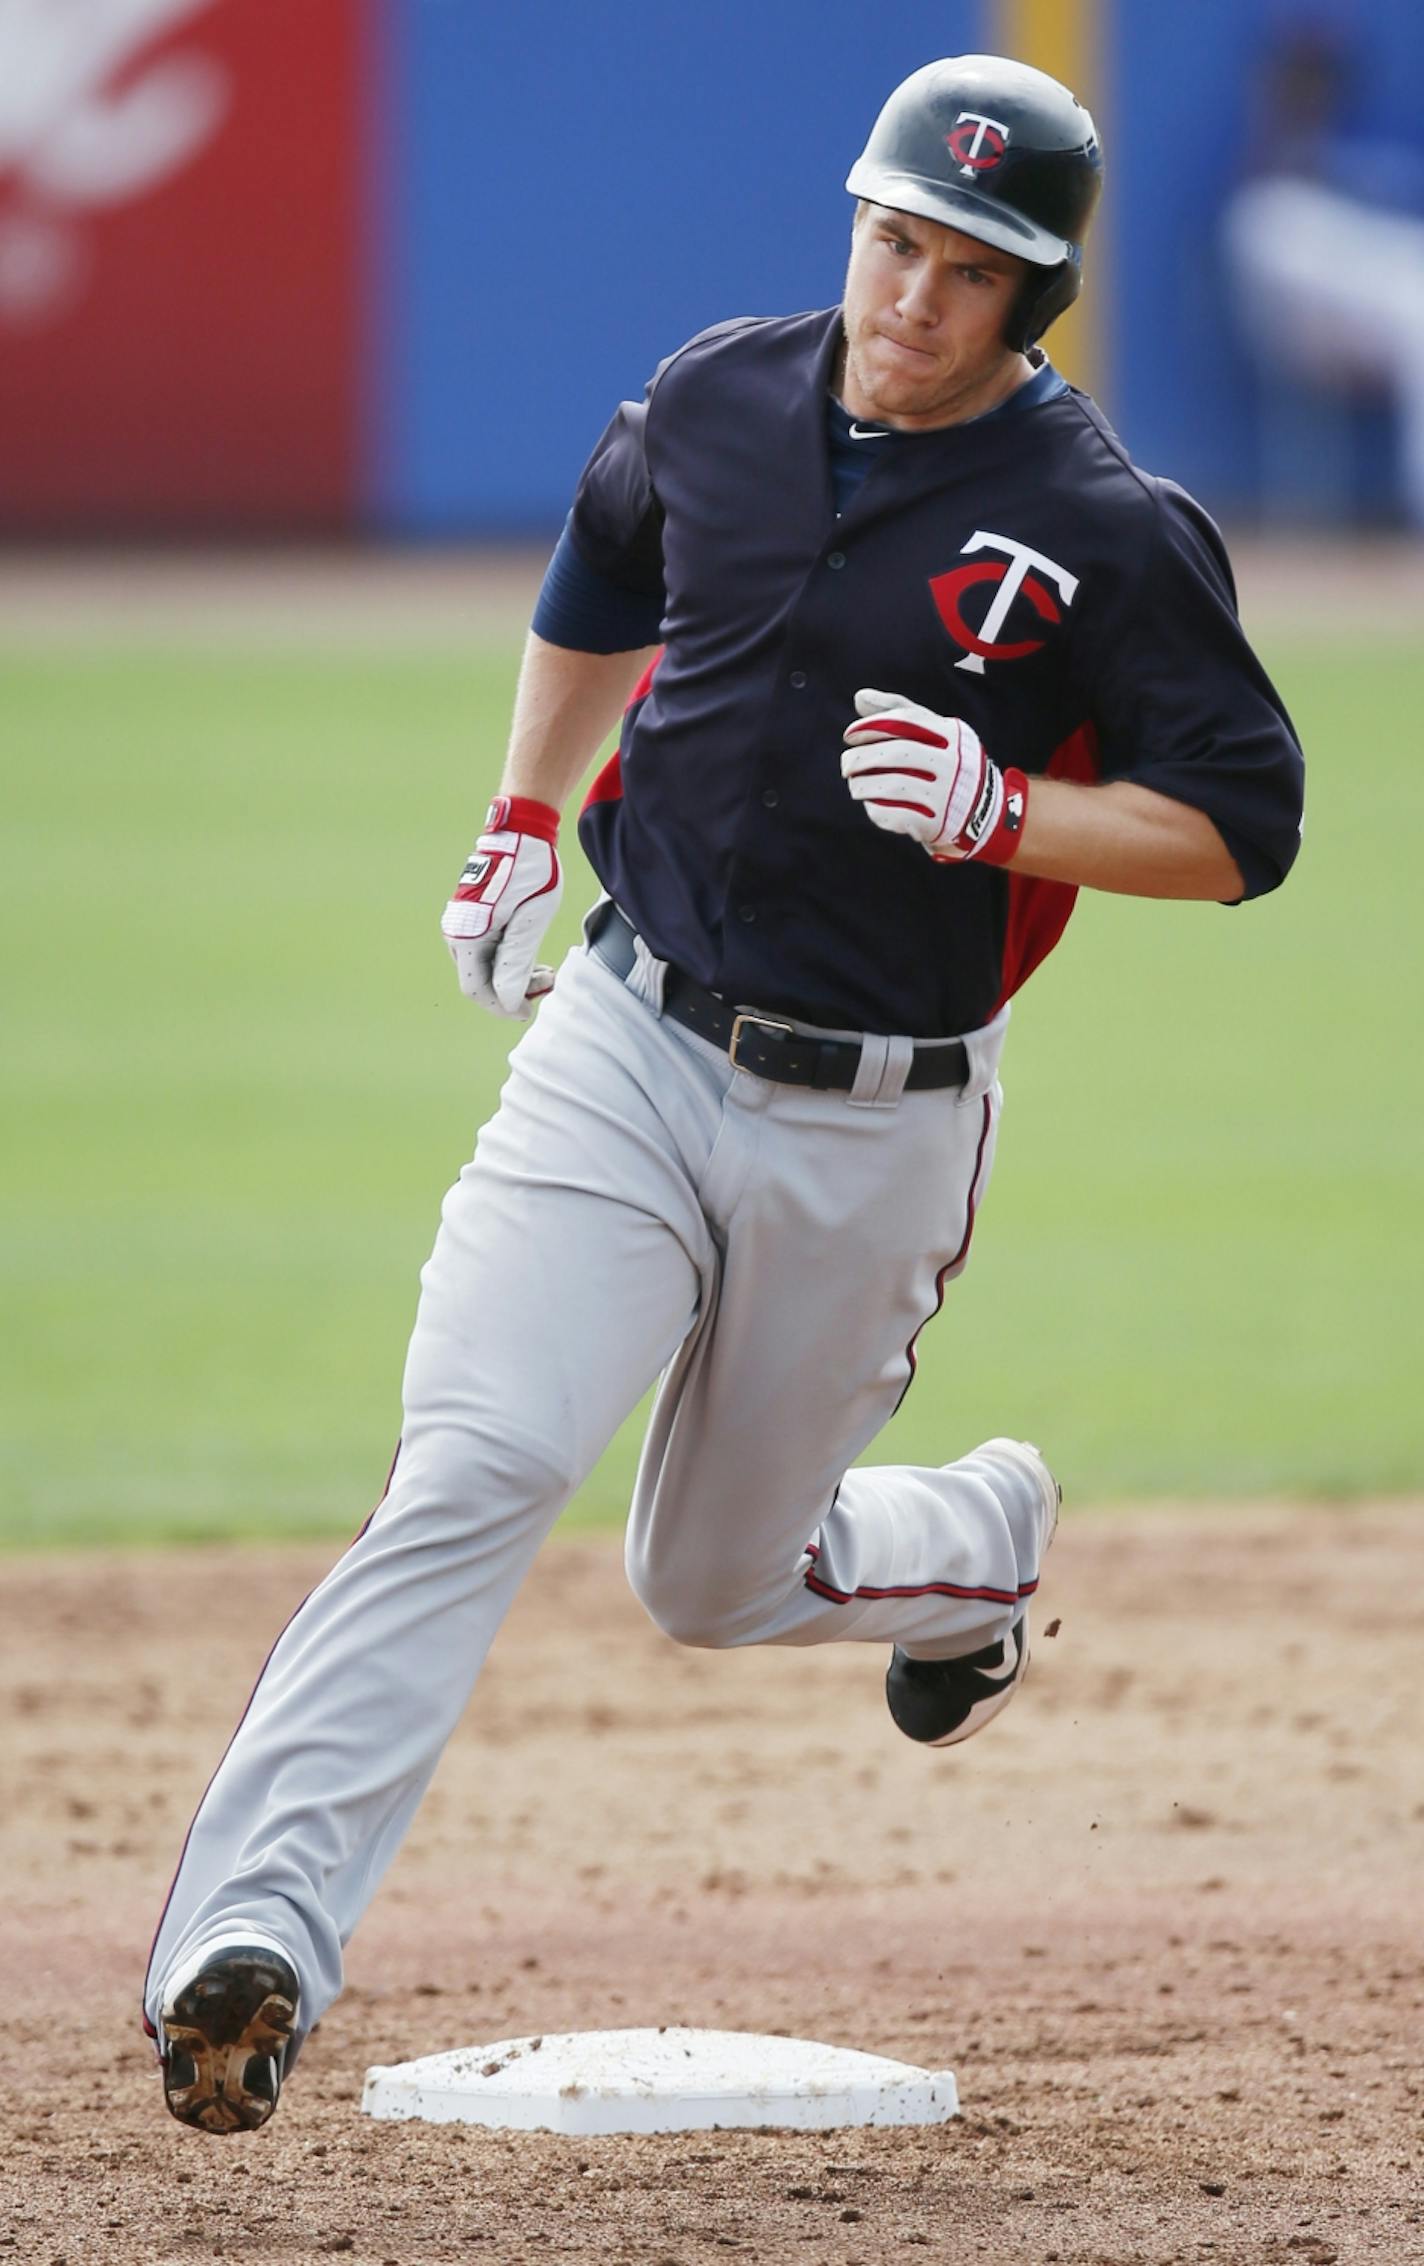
[583,751,624,809]
[139,1438,404,2044]
[582,651,663,815]
[994,719,1100,1010]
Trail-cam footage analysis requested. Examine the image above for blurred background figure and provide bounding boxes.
[1221,24,1424,529]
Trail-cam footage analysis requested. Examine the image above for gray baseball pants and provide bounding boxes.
[144,920,1048,2054]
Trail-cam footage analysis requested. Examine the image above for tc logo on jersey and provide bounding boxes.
[946,112,1009,176]
[929,530,1079,677]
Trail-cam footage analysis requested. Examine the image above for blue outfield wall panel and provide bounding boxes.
[366,0,1424,532]
[367,0,988,534]
[1110,0,1266,509]
[358,0,403,534]
[1111,0,1424,519]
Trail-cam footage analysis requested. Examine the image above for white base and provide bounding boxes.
[361,2026,959,2136]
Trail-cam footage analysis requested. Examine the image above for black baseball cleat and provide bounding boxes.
[887,1437,1059,1746]
[887,1614,1030,1746]
[160,1938,299,2134]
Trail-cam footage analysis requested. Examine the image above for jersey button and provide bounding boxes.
[761,787,781,809]
[826,550,846,570]
[737,902,758,923]
[788,669,808,689]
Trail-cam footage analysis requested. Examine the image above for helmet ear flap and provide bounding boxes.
[1007,248,1083,352]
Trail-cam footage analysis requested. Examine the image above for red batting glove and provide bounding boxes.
[440,795,563,1018]
[841,688,1029,866]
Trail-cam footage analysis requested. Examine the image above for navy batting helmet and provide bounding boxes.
[846,55,1103,351]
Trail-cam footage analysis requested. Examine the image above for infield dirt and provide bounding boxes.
[2,1507,1421,2265]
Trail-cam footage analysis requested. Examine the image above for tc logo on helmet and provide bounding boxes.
[946,112,1010,177]
[930,531,1079,676]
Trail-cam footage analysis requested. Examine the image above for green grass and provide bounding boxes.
[3,637,1419,1545]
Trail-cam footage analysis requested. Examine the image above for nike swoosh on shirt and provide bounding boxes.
[848,422,891,440]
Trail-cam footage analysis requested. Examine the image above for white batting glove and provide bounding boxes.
[441,795,563,1018]
[841,688,1029,866]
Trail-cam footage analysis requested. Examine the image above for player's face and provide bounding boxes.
[840,205,1029,428]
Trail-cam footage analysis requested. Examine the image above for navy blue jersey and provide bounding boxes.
[566,307,1303,1038]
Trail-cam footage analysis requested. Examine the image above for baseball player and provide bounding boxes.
[144,55,1304,2135]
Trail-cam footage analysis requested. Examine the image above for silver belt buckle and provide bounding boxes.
[728,1010,795,1072]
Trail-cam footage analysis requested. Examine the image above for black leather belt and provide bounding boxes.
[589,905,969,1093]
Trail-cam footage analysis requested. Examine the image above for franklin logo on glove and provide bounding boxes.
[841,688,1030,867]
[441,795,563,1019]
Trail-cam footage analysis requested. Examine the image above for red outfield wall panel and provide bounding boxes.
[0,0,362,531]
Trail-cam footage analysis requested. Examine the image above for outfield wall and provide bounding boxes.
[0,0,1418,533]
